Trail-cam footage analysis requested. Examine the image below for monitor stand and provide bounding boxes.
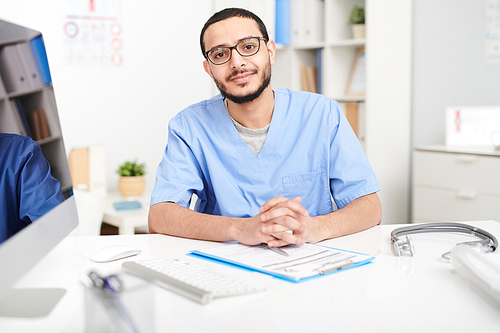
[0,288,66,318]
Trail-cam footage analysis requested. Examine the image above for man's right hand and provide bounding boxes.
[232,196,308,247]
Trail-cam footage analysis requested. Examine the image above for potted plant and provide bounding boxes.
[349,5,365,39]
[116,160,146,197]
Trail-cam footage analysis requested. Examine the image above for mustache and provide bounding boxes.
[226,68,258,81]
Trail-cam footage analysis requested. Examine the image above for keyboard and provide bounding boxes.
[122,259,265,304]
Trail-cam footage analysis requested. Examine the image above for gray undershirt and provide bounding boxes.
[225,99,269,155]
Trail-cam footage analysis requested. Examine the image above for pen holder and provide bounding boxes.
[84,273,154,333]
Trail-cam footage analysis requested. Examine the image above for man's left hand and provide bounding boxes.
[259,196,320,247]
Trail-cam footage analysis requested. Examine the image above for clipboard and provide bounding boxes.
[189,243,374,283]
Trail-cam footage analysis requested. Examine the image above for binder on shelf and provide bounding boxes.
[0,44,31,93]
[28,109,42,140]
[0,42,45,93]
[345,102,359,137]
[30,36,52,85]
[17,42,44,89]
[275,0,290,45]
[13,99,33,138]
[27,109,51,141]
[290,0,302,45]
[38,109,50,139]
[8,100,27,136]
[68,145,107,198]
[290,0,324,45]
[302,0,324,45]
[300,66,317,93]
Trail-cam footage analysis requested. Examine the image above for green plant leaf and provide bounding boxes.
[349,5,365,25]
[116,159,146,177]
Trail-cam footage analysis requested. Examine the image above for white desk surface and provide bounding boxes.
[2,221,500,332]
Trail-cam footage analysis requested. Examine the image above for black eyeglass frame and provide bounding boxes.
[205,37,268,65]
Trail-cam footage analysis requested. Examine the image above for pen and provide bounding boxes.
[261,243,289,256]
[316,259,354,274]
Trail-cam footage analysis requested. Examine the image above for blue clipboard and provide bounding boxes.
[189,244,375,283]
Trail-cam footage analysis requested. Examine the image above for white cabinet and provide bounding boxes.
[412,145,500,223]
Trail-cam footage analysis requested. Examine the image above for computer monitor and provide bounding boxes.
[0,20,79,316]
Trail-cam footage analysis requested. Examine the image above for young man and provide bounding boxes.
[149,8,381,248]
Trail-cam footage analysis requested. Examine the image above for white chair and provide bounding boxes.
[68,189,103,236]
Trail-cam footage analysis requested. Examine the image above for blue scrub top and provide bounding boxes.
[0,133,64,243]
[151,89,380,218]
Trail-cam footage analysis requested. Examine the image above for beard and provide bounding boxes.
[214,62,272,105]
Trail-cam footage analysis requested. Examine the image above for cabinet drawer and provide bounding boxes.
[413,186,500,222]
[413,151,500,196]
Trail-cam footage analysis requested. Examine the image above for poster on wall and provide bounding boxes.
[485,0,500,64]
[445,106,500,147]
[62,0,123,67]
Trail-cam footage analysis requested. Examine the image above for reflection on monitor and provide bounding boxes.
[0,19,79,315]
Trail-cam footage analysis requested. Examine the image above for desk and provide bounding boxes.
[2,221,500,332]
[101,191,149,235]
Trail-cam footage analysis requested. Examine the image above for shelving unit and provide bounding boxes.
[0,19,72,196]
[271,0,367,142]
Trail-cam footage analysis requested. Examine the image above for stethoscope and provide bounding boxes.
[391,222,498,259]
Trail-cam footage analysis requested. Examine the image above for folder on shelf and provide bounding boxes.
[276,0,291,45]
[30,36,52,85]
[190,243,374,283]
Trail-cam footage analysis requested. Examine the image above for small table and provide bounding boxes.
[101,191,150,235]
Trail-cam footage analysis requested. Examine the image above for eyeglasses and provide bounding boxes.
[205,37,267,65]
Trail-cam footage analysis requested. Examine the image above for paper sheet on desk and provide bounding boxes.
[190,243,374,282]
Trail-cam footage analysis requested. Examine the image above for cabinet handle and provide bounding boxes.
[456,155,478,163]
[456,190,478,200]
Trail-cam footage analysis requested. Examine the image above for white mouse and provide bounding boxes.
[90,245,142,263]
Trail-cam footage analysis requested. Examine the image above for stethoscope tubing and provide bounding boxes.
[391,222,498,252]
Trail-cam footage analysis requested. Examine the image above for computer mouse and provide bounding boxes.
[90,245,142,263]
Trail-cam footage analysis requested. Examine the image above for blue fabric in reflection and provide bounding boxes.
[0,133,64,243]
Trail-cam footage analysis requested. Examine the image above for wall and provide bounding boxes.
[366,0,413,224]
[0,0,214,194]
[413,0,500,147]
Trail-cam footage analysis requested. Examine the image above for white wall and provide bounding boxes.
[366,0,413,224]
[413,0,500,146]
[0,0,214,194]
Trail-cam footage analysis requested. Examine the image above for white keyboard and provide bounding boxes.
[122,259,265,304]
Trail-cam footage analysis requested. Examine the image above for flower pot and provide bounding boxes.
[352,24,365,39]
[118,176,145,197]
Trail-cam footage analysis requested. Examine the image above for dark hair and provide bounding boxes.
[200,7,269,59]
